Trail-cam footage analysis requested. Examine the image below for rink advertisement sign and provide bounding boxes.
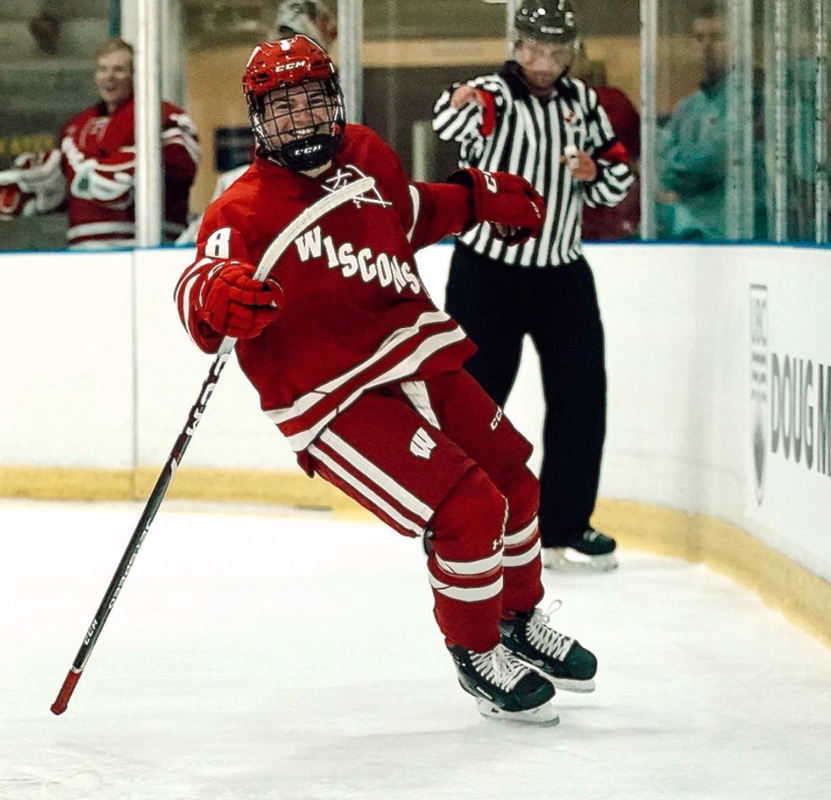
[750,284,768,504]
[746,261,831,538]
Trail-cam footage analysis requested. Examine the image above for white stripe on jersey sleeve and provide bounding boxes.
[406,185,421,242]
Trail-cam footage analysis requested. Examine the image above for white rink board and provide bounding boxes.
[744,259,831,565]
[1,242,830,581]
[0,250,135,469]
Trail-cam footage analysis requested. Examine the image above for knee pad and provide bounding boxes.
[498,463,539,534]
[429,466,507,564]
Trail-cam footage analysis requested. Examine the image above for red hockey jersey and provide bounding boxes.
[176,124,477,453]
[581,87,641,241]
[60,97,199,247]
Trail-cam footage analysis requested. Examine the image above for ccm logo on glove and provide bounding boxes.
[448,167,545,246]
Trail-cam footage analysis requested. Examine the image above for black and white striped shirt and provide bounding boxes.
[433,62,634,267]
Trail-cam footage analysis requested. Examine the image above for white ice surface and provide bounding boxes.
[2,499,831,800]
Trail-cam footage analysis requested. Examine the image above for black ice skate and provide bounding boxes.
[500,605,597,693]
[448,643,559,725]
[543,528,618,572]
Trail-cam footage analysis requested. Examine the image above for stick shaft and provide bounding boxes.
[50,351,230,714]
[50,176,374,715]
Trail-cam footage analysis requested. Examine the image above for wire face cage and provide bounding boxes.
[249,78,345,171]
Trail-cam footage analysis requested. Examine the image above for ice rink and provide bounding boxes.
[3,498,831,800]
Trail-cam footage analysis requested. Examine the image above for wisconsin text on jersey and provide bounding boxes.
[293,224,422,295]
[297,164,418,294]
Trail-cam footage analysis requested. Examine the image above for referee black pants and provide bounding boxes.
[445,244,607,548]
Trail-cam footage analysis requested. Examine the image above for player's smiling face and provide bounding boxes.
[94,49,133,109]
[261,80,333,142]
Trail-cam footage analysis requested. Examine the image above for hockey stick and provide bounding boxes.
[50,176,376,715]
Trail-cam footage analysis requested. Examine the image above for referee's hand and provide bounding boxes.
[450,85,498,136]
[450,85,485,109]
[561,150,598,182]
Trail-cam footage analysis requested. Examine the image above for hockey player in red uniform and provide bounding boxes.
[0,38,199,248]
[175,35,598,724]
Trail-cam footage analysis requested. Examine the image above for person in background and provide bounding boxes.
[176,35,599,724]
[272,0,337,46]
[656,2,729,240]
[0,38,199,248]
[656,2,766,240]
[176,0,336,245]
[433,0,633,572]
[571,43,641,241]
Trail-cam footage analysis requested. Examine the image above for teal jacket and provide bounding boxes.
[658,78,729,239]
[658,77,768,240]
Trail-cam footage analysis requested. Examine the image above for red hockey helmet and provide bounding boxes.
[242,35,345,171]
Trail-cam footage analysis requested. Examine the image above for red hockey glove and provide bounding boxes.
[0,183,27,220]
[201,260,284,339]
[448,168,545,245]
[0,150,65,219]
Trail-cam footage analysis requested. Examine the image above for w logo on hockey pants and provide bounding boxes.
[410,427,437,460]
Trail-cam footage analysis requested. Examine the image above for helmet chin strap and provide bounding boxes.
[259,138,335,172]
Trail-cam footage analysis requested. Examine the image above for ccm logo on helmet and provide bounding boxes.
[273,60,306,73]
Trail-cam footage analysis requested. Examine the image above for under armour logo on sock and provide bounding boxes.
[410,427,437,460]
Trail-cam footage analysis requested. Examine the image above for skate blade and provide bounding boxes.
[550,676,596,694]
[524,663,596,693]
[475,699,560,726]
[543,548,618,573]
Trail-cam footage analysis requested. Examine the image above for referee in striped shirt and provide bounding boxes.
[433,0,633,572]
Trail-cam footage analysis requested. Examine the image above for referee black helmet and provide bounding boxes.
[515,0,578,44]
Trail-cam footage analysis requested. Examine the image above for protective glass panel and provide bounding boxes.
[650,0,830,243]
[178,0,644,247]
[10,2,822,251]
[0,0,111,251]
[367,0,642,241]
[568,3,642,242]
[0,0,203,251]
[364,1,507,185]
[654,2,737,241]
[758,0,829,241]
[182,0,314,230]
